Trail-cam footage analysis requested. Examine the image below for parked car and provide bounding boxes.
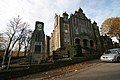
[100,48,120,62]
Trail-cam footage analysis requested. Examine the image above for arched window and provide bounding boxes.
[90,40,94,47]
[75,38,80,45]
[83,39,88,47]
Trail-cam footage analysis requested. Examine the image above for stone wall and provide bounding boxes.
[0,54,101,79]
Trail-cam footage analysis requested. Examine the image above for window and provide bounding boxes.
[64,36,70,43]
[35,34,40,42]
[75,18,77,24]
[64,37,67,43]
[75,38,80,44]
[35,34,38,41]
[35,45,41,52]
[75,28,79,34]
[64,30,68,33]
[74,27,79,34]
[90,40,94,47]
[83,39,88,47]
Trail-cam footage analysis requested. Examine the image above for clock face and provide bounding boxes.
[37,24,42,28]
[37,24,42,30]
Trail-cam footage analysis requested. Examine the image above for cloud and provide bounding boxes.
[0,0,120,36]
[25,0,81,36]
[80,0,120,26]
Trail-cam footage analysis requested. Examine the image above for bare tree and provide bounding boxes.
[2,16,29,69]
[0,33,6,50]
[23,29,32,56]
[16,29,32,57]
[17,37,23,57]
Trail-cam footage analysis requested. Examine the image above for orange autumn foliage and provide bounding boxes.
[101,17,120,37]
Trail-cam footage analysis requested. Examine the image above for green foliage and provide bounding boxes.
[65,44,83,57]
[54,44,83,58]
[65,44,76,57]
[74,45,83,57]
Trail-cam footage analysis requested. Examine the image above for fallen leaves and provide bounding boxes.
[16,60,100,80]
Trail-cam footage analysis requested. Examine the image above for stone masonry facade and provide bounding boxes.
[50,8,101,55]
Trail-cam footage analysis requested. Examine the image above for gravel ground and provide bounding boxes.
[14,59,101,80]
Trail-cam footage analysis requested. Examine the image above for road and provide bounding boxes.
[56,62,120,80]
[15,60,120,80]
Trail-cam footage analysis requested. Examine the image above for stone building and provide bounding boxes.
[50,8,101,57]
[45,35,50,56]
[30,21,46,63]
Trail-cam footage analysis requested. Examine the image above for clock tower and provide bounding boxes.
[30,21,45,63]
[35,21,44,31]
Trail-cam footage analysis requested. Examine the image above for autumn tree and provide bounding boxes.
[2,16,29,69]
[100,17,120,43]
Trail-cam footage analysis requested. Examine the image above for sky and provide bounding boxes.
[0,0,120,37]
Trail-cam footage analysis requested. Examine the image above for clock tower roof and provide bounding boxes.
[35,21,44,31]
[35,21,44,25]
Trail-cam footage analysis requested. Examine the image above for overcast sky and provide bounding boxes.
[0,0,120,36]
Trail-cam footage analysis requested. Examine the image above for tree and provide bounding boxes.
[16,28,32,57]
[17,38,23,57]
[0,33,6,58]
[101,17,120,43]
[22,29,32,56]
[2,16,29,69]
[0,33,6,50]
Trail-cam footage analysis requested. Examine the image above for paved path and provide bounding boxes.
[56,62,120,80]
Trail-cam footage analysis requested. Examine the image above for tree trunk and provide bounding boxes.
[24,46,27,56]
[17,46,21,57]
[17,42,21,57]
